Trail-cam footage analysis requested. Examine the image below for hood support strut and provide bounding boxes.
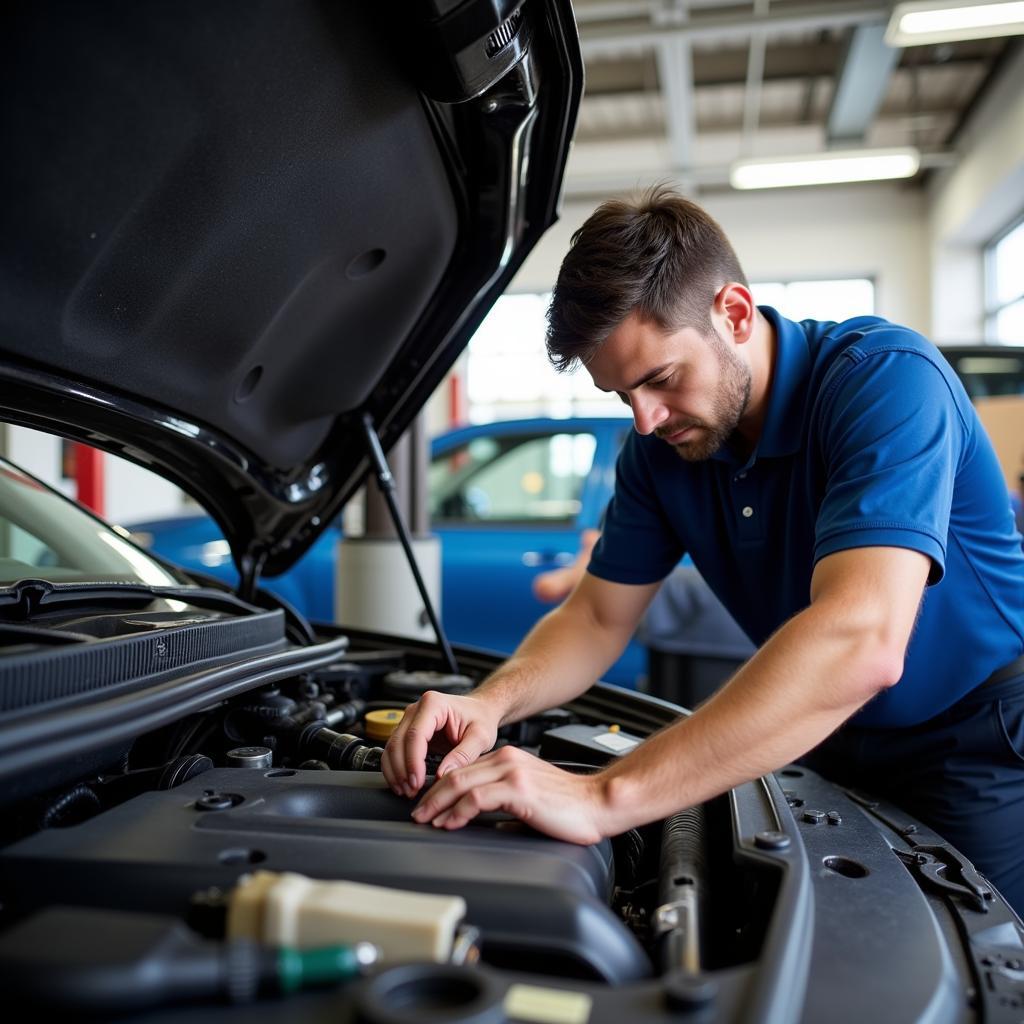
[238,550,268,606]
[361,413,459,676]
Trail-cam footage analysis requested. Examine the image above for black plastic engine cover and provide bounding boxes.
[0,768,650,984]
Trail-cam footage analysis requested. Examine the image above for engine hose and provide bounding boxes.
[325,699,367,729]
[655,806,708,974]
[39,784,102,829]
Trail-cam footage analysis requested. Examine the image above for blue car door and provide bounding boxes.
[430,424,605,657]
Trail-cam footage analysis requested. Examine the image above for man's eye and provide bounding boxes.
[650,375,671,388]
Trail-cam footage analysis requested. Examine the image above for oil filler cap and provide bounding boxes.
[365,709,405,743]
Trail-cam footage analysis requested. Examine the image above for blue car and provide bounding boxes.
[130,417,649,686]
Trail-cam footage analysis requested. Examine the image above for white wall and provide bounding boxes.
[5,425,184,526]
[513,183,931,333]
[6,427,73,499]
[104,452,186,527]
[928,44,1024,343]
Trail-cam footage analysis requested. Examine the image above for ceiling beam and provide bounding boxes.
[741,0,771,149]
[826,24,901,142]
[657,38,697,171]
[580,1,889,56]
[561,149,955,199]
[583,40,996,94]
[654,2,697,176]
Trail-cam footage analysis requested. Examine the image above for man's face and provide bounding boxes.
[586,311,752,461]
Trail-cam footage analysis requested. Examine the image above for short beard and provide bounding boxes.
[660,330,751,462]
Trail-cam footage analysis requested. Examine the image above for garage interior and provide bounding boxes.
[1,3,1024,1016]
[3,0,1022,663]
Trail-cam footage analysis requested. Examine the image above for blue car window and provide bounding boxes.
[431,432,597,525]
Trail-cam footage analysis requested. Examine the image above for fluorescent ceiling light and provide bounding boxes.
[886,1,1024,46]
[730,148,921,190]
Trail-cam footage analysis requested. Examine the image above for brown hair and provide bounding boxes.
[545,185,747,372]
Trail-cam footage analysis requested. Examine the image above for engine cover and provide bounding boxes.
[0,768,650,983]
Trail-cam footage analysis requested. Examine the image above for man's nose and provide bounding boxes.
[631,393,668,435]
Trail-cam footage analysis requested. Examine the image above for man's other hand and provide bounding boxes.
[531,528,601,604]
[411,746,612,845]
[381,690,500,798]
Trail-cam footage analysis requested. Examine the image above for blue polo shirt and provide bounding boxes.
[588,307,1024,727]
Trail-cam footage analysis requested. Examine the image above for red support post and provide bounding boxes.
[75,443,105,517]
[448,372,465,427]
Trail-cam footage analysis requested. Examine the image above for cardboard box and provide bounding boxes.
[974,394,1024,494]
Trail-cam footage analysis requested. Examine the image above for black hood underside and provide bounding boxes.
[0,0,582,577]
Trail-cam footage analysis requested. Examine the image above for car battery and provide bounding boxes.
[538,723,643,767]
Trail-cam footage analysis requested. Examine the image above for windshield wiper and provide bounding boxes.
[0,580,263,622]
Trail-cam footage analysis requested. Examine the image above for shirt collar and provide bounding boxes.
[711,305,811,466]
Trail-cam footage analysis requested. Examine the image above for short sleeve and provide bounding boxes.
[587,433,686,585]
[814,348,967,584]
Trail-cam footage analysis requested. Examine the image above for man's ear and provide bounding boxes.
[712,283,756,346]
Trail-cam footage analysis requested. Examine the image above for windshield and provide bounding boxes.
[0,460,191,588]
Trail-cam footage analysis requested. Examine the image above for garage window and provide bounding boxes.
[466,293,623,420]
[466,282,876,420]
[752,278,875,323]
[986,216,1024,344]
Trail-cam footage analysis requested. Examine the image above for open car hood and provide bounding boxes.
[0,0,582,579]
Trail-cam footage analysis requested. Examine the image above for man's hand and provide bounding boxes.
[532,528,601,604]
[381,690,501,798]
[411,746,612,844]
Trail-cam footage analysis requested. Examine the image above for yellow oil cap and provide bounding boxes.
[365,708,405,743]
[608,724,620,733]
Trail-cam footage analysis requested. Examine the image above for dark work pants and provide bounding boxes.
[802,672,1024,920]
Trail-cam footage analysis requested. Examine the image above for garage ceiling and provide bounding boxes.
[566,0,1020,196]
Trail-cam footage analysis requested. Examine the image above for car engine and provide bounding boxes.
[1,627,1022,1022]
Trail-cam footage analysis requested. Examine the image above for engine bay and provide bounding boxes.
[1,630,1021,1021]
[0,635,783,1006]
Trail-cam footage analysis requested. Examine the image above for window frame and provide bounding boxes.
[984,212,1024,343]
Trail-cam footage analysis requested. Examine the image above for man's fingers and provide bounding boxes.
[381,704,418,794]
[403,693,452,793]
[432,780,519,830]
[436,724,493,778]
[384,692,497,798]
[412,757,508,823]
[384,698,438,796]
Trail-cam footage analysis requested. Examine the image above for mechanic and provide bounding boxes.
[382,187,1024,915]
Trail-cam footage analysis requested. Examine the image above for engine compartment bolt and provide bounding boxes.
[195,793,235,812]
[754,830,790,850]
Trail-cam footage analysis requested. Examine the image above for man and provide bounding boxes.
[382,187,1024,914]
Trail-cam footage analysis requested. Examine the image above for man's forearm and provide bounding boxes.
[596,599,901,834]
[472,599,633,726]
